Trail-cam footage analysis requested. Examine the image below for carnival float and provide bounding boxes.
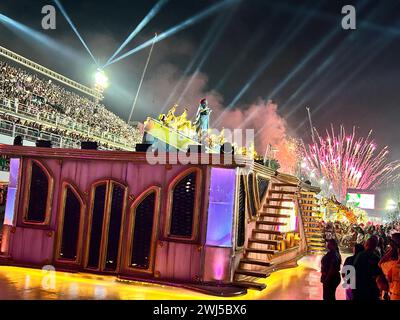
[0,98,326,295]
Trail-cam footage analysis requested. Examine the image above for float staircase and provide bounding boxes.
[299,191,325,254]
[233,181,299,290]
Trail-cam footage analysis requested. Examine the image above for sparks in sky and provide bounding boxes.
[302,125,400,200]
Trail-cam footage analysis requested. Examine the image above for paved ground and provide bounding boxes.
[0,255,346,300]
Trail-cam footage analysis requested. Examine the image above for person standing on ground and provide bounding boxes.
[321,239,342,300]
[343,243,365,300]
[386,247,400,300]
[380,233,400,300]
[353,236,386,300]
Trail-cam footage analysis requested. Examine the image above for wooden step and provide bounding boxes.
[307,238,325,242]
[300,191,317,195]
[304,225,322,229]
[272,182,298,188]
[308,242,325,247]
[302,214,322,219]
[266,198,294,202]
[308,240,325,244]
[248,238,280,246]
[232,281,266,291]
[305,230,323,234]
[308,244,325,249]
[302,217,322,221]
[263,204,292,210]
[305,232,324,236]
[302,209,321,213]
[303,221,322,225]
[235,268,270,278]
[303,218,323,221]
[300,203,320,207]
[309,247,326,251]
[253,229,283,236]
[307,242,325,248]
[300,198,319,204]
[269,190,296,195]
[245,248,278,255]
[240,258,273,267]
[259,213,291,218]
[300,197,319,202]
[257,221,287,226]
[309,245,325,249]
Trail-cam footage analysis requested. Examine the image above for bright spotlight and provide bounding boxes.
[95,70,109,89]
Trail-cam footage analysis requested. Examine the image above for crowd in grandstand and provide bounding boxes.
[0,60,142,148]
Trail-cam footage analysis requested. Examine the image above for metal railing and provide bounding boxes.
[0,96,137,150]
[0,118,79,148]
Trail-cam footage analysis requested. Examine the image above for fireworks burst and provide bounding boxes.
[302,125,400,199]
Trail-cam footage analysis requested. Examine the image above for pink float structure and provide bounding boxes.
[0,144,323,295]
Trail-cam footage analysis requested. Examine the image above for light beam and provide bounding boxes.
[280,0,384,118]
[53,0,98,66]
[104,0,169,66]
[214,0,323,127]
[105,0,240,67]
[160,11,227,113]
[0,13,81,61]
[177,8,236,105]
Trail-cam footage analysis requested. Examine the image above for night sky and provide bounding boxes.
[1,0,399,159]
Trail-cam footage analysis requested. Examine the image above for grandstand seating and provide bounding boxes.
[0,59,142,150]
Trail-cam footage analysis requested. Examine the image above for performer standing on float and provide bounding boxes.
[194,98,212,142]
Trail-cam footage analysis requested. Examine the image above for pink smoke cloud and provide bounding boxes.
[214,99,297,173]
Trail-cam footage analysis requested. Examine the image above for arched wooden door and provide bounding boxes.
[124,187,160,274]
[84,180,127,273]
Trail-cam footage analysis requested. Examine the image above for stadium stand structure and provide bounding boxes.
[0,47,142,150]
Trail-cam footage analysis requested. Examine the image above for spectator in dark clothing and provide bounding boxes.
[343,243,365,300]
[13,135,23,146]
[321,239,342,300]
[353,236,385,300]
[345,243,365,266]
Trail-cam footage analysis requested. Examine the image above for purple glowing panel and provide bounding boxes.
[4,158,20,225]
[206,168,236,247]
